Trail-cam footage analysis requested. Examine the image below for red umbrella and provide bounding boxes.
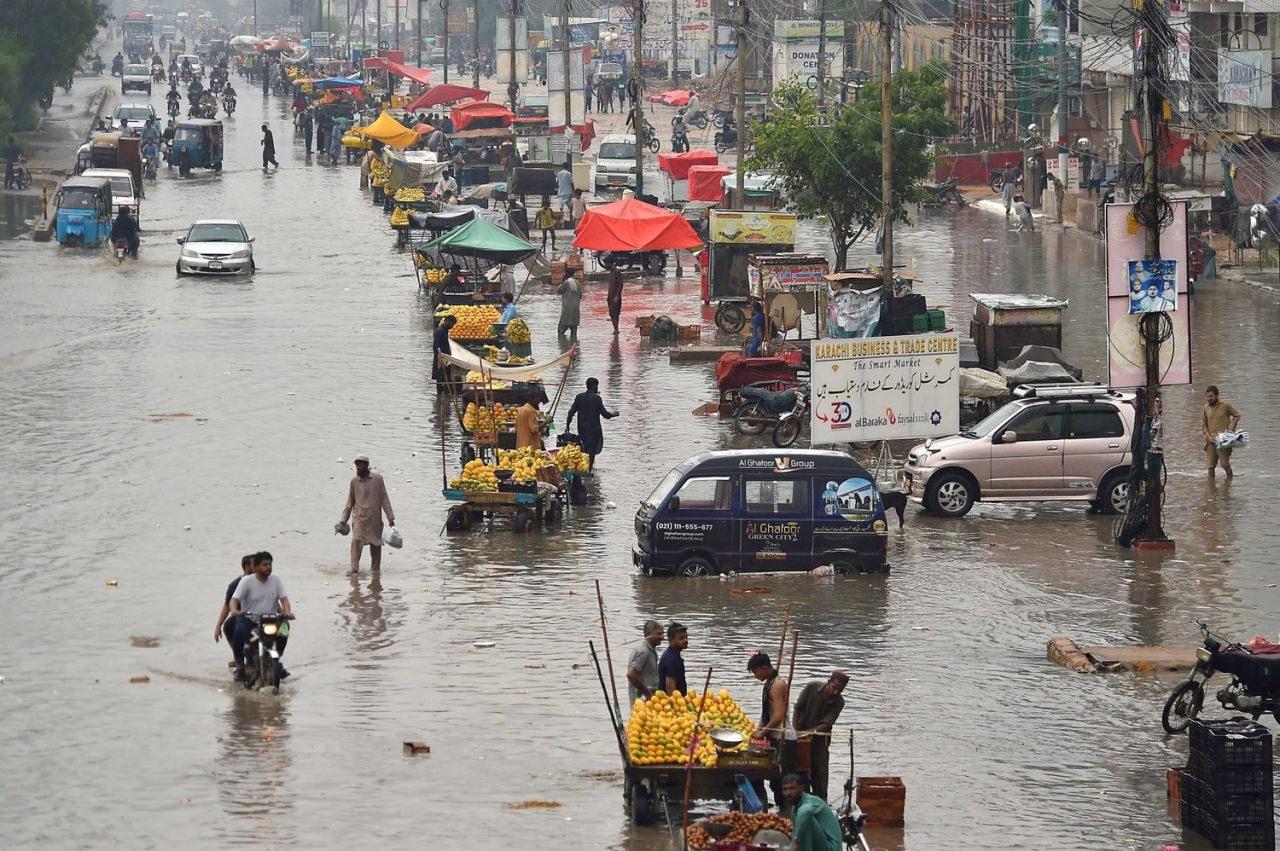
[572,195,703,252]
[405,84,491,112]
[413,123,435,134]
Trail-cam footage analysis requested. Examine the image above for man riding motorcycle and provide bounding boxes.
[187,77,204,103]
[671,114,690,153]
[199,91,217,118]
[111,52,124,77]
[141,138,160,178]
[110,205,140,259]
[141,117,161,148]
[166,86,182,117]
[222,82,238,115]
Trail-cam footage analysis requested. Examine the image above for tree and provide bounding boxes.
[0,0,108,136]
[746,62,955,270]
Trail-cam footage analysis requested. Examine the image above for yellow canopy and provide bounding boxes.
[356,111,420,149]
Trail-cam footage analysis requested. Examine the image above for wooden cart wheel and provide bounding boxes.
[446,506,472,532]
[513,508,533,533]
[545,499,563,525]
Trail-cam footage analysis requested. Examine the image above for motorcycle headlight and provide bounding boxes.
[1196,647,1212,663]
[262,622,278,636]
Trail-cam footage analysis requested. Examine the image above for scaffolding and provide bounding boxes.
[950,0,1021,142]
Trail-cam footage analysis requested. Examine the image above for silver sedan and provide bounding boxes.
[176,219,255,275]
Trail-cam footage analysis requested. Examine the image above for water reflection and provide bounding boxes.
[214,694,294,836]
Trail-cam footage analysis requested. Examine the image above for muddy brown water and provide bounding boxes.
[2,77,1279,850]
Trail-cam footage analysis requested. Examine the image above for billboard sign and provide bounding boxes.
[1218,49,1272,108]
[810,334,960,444]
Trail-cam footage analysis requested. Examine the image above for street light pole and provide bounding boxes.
[417,0,424,65]
[472,0,480,88]
[734,0,747,198]
[879,0,893,290]
[441,0,449,83]
[633,0,645,193]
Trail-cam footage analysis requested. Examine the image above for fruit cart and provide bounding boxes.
[414,217,537,310]
[587,645,780,828]
[442,477,566,533]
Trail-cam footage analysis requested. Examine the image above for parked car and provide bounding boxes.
[595,62,624,84]
[112,101,157,134]
[176,219,255,275]
[633,449,889,576]
[81,168,140,224]
[903,383,1135,518]
[594,134,637,190]
[122,63,152,95]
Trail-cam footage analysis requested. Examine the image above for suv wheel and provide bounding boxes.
[925,472,975,517]
[1098,473,1130,515]
[677,556,716,577]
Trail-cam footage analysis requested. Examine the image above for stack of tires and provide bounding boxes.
[1180,718,1273,849]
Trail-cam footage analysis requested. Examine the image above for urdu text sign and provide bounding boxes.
[811,334,961,444]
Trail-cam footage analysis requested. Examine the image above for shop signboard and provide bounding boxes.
[810,334,960,444]
[1218,49,1271,108]
[708,210,796,245]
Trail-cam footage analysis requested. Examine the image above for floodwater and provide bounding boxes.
[2,78,1280,851]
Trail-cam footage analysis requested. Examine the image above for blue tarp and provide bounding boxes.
[313,76,362,89]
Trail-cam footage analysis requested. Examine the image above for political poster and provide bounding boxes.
[810,334,960,444]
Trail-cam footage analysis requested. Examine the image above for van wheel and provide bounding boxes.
[677,556,716,577]
[1098,473,1130,515]
[830,558,856,574]
[925,472,975,517]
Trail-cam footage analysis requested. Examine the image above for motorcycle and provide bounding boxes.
[1162,621,1280,733]
[836,737,873,851]
[641,121,660,154]
[222,95,236,116]
[151,66,165,83]
[143,155,158,180]
[733,383,805,436]
[113,239,133,263]
[167,98,181,118]
[599,249,666,275]
[714,126,737,154]
[711,108,733,129]
[241,613,292,694]
[771,385,812,448]
[6,158,32,191]
[921,177,967,207]
[670,127,689,154]
[989,168,1023,193]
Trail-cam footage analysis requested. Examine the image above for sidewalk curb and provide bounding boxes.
[30,84,111,240]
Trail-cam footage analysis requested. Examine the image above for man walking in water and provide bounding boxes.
[1203,385,1242,479]
[337,455,395,574]
[260,123,278,172]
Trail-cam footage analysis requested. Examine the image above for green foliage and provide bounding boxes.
[746,62,955,269]
[0,1,108,134]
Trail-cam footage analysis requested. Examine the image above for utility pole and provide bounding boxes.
[377,0,382,47]
[670,0,679,86]
[441,0,449,83]
[633,0,645,193]
[1056,0,1068,194]
[417,0,423,64]
[816,0,827,112]
[734,0,747,198]
[562,0,572,160]
[1134,0,1172,548]
[395,0,401,49]
[507,0,519,112]
[254,0,259,36]
[879,0,893,290]
[472,0,481,88]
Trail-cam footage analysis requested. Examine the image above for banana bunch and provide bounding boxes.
[394,187,426,203]
[506,317,531,344]
[449,459,498,492]
[497,446,548,484]
[342,133,370,149]
[390,207,410,227]
[555,443,589,473]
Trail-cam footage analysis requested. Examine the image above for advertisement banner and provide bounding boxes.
[750,261,829,291]
[1218,49,1272,108]
[810,334,960,444]
[708,210,796,244]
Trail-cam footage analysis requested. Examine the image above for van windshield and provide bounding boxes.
[963,399,1027,438]
[598,143,633,159]
[644,468,686,509]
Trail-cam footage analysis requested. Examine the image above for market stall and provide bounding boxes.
[573,192,703,274]
[702,210,797,327]
[657,150,720,203]
[356,110,421,149]
[749,252,830,344]
[405,83,490,112]
[688,164,732,202]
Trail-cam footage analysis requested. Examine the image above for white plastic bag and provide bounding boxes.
[383,527,403,549]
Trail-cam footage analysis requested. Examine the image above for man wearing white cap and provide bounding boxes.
[338,455,395,574]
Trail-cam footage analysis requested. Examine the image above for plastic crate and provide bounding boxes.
[1184,806,1275,850]
[1186,756,1272,797]
[1189,718,1272,769]
[927,308,946,331]
[1182,775,1273,826]
[910,312,930,333]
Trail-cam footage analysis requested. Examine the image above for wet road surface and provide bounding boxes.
[2,74,1279,850]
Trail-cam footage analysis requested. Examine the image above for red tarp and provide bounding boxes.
[573,195,703,252]
[715,354,799,392]
[384,60,432,86]
[646,89,692,106]
[451,100,515,131]
[688,164,731,202]
[549,120,597,151]
[405,83,489,111]
[657,150,720,180]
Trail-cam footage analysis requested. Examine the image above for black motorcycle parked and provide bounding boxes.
[920,177,967,207]
[242,612,292,694]
[1162,621,1280,733]
[733,383,806,436]
[771,385,812,447]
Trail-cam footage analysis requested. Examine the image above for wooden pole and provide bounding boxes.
[783,630,799,727]
[776,602,791,664]
[589,640,629,762]
[681,666,714,851]
[595,579,622,723]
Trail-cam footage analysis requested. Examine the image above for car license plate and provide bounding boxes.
[209,260,222,270]
[608,176,626,185]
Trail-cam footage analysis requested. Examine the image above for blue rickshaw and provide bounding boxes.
[54,176,114,247]
[164,118,224,176]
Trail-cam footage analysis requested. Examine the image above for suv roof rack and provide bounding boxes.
[1012,383,1113,400]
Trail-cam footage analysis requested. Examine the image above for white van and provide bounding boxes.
[81,168,141,225]
[594,134,637,190]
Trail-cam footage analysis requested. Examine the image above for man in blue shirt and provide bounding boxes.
[499,291,518,324]
[657,622,689,694]
[556,162,574,214]
[213,554,254,667]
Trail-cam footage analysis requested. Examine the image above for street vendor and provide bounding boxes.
[564,378,619,472]
[442,263,463,289]
[499,292,519,324]
[749,651,791,809]
[792,671,848,800]
[781,774,843,850]
[432,314,456,387]
[626,619,663,704]
[515,393,544,450]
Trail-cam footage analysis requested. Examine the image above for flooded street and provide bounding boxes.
[3,82,1280,850]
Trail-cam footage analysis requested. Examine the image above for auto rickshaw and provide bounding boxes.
[54,176,113,247]
[164,119,224,175]
[89,133,144,197]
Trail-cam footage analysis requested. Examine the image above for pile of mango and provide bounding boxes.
[449,459,498,492]
[394,187,426,203]
[437,304,500,340]
[497,446,549,484]
[555,443,590,473]
[390,207,410,227]
[626,689,754,767]
[369,157,389,188]
[421,266,446,282]
[506,318,531,344]
[464,370,512,389]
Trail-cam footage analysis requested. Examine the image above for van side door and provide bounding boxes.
[656,475,736,572]
[1061,402,1129,495]
[987,403,1067,497]
[739,476,812,572]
